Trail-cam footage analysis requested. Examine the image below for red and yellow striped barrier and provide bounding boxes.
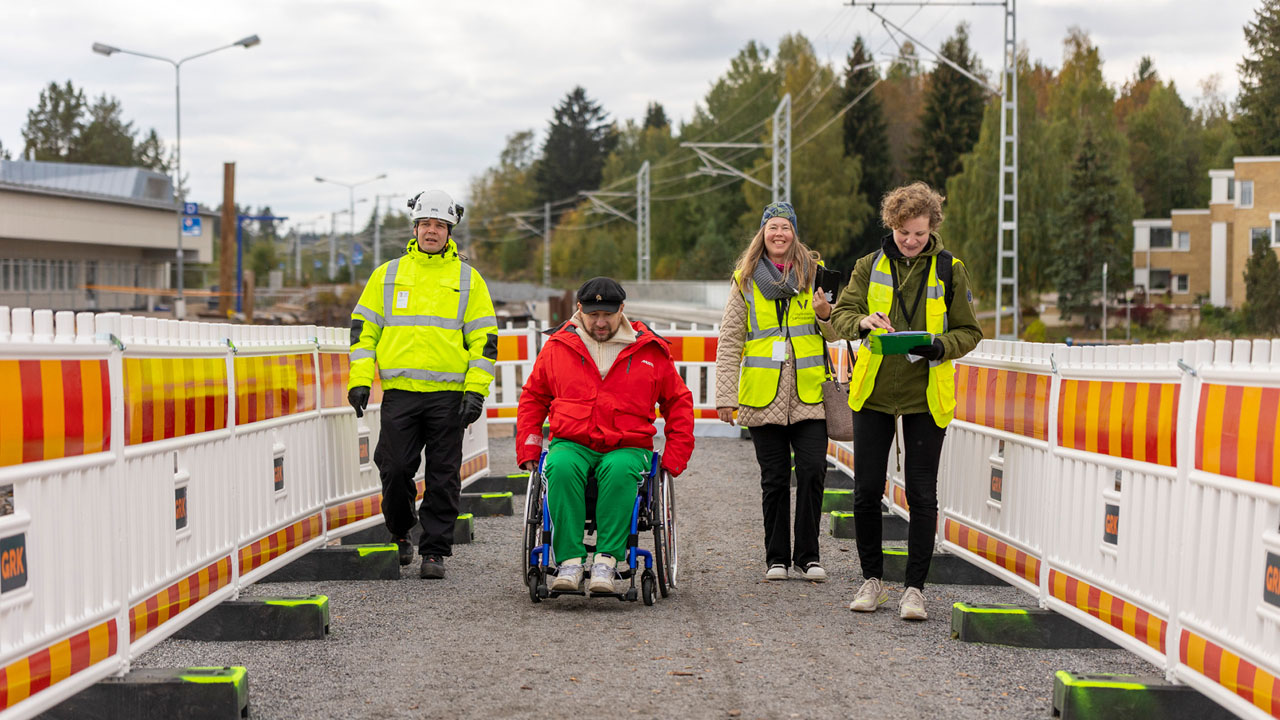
[1049,568,1166,653]
[0,618,117,710]
[1196,383,1280,488]
[123,358,228,445]
[826,440,853,469]
[233,354,317,425]
[667,336,717,363]
[326,494,381,532]
[0,359,111,467]
[129,556,232,642]
[495,333,530,363]
[1057,379,1179,467]
[460,452,488,480]
[1180,629,1280,717]
[955,365,1050,441]
[238,513,323,575]
[319,353,384,408]
[944,518,1040,585]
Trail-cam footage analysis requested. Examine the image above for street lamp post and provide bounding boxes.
[315,174,386,282]
[92,34,261,319]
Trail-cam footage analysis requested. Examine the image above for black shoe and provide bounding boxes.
[394,538,414,566]
[420,555,445,579]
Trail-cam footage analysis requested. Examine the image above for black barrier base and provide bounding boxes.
[338,515,477,546]
[41,667,248,720]
[824,467,855,489]
[829,512,909,541]
[821,489,855,513]
[462,473,529,494]
[173,596,330,641]
[460,491,513,516]
[950,603,1117,649]
[881,545,1008,586]
[1052,672,1237,719]
[258,545,399,582]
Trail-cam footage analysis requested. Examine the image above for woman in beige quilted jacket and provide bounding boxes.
[715,202,837,583]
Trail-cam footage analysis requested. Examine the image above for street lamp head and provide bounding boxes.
[375,173,387,180]
[315,176,326,183]
[91,42,119,56]
[235,35,261,49]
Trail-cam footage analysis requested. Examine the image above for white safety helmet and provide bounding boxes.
[408,189,464,227]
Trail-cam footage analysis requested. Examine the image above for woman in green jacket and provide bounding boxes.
[829,182,982,621]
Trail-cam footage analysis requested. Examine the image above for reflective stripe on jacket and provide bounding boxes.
[347,238,498,395]
[732,269,825,408]
[848,250,957,428]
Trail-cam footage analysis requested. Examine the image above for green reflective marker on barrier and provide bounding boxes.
[457,513,474,520]
[953,602,1027,615]
[264,595,328,608]
[830,511,854,518]
[507,473,530,479]
[1054,671,1148,692]
[356,544,396,557]
[180,667,247,685]
[481,492,513,499]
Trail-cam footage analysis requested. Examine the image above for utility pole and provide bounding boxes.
[218,162,235,315]
[1101,262,1108,344]
[682,94,792,204]
[543,202,551,286]
[328,211,338,282]
[853,0,1017,338]
[581,159,652,283]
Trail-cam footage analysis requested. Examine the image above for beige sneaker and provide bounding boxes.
[588,554,617,594]
[899,586,928,620]
[764,564,788,581]
[848,577,888,612]
[550,560,584,592]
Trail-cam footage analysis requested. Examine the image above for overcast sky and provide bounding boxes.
[0,1,1263,236]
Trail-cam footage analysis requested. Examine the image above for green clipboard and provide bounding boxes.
[868,330,933,356]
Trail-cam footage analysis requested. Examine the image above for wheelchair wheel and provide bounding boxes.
[521,469,544,579]
[641,570,656,606]
[659,472,677,592]
[526,568,542,604]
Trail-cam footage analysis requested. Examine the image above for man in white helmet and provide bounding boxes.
[347,189,499,580]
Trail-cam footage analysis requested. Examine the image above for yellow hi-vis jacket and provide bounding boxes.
[732,269,826,407]
[848,250,958,428]
[348,238,498,396]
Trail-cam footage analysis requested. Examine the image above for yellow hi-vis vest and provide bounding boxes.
[847,251,958,428]
[348,238,498,395]
[733,269,826,407]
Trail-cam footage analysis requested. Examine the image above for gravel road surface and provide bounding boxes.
[134,434,1151,719]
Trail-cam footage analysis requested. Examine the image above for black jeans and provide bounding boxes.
[851,409,947,589]
[374,389,464,557]
[749,419,827,568]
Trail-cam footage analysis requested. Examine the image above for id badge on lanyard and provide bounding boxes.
[771,340,788,362]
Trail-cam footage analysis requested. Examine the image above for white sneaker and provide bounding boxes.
[796,562,827,583]
[899,586,928,620]
[849,577,888,612]
[765,564,788,581]
[550,560,584,592]
[588,555,617,594]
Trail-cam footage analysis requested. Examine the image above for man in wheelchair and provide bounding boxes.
[517,277,694,595]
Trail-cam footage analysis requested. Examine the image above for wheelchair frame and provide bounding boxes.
[523,448,677,605]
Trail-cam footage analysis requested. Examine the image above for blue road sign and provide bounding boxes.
[314,259,322,269]
[183,202,198,215]
[338,253,347,267]
[353,243,364,265]
[181,216,202,237]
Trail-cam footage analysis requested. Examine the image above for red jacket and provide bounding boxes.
[516,320,695,475]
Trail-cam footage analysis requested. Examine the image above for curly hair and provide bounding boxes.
[880,182,945,231]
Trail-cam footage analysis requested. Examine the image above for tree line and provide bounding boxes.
[467,0,1280,330]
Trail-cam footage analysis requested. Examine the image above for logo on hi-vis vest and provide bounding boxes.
[1265,552,1280,609]
[1103,504,1119,545]
[175,485,188,531]
[1,533,27,594]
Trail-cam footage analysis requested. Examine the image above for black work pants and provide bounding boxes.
[374,389,464,557]
[749,419,827,568]
[851,409,946,589]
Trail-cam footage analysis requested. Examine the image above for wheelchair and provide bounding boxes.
[523,449,677,605]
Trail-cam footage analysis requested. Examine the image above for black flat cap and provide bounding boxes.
[577,276,626,313]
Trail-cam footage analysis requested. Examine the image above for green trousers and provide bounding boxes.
[544,438,650,563]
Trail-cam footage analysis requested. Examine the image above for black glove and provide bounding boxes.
[909,339,945,362]
[348,386,370,418]
[459,391,485,427]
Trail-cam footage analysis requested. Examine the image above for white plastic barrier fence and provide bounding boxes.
[0,308,124,718]
[824,337,1280,719]
[654,325,722,424]
[0,308,493,720]
[114,315,239,659]
[483,321,539,425]
[1171,339,1280,720]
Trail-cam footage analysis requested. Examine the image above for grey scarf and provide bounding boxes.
[752,257,802,300]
